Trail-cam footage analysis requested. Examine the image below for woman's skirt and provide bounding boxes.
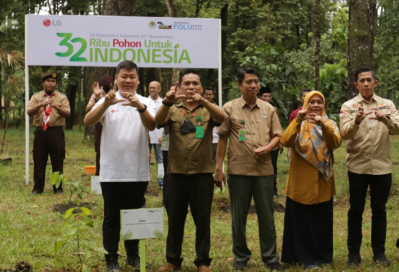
[281,197,333,267]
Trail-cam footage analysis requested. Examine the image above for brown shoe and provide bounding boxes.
[158,263,181,272]
[198,266,212,272]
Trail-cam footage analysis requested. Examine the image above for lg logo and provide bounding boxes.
[43,19,61,27]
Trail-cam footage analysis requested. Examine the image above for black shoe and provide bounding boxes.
[232,261,247,270]
[126,254,140,267]
[266,262,285,271]
[373,253,390,266]
[347,253,361,268]
[106,260,122,272]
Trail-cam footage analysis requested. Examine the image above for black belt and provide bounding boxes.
[36,126,63,130]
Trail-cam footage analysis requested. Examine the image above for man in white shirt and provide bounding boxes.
[148,81,164,187]
[84,61,156,272]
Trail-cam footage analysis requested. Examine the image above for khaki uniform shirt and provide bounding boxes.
[340,93,399,175]
[166,101,218,175]
[217,97,283,176]
[28,91,70,127]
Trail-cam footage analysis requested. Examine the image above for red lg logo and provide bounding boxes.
[43,19,51,27]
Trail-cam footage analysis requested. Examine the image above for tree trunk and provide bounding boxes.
[103,0,134,16]
[65,83,77,130]
[314,0,321,90]
[0,61,2,121]
[347,0,376,99]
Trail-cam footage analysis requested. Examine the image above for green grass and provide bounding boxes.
[1,127,399,271]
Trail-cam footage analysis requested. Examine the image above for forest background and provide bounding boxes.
[1,0,398,134]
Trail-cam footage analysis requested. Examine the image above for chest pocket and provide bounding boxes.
[170,115,184,131]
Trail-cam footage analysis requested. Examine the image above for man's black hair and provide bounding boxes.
[237,68,259,84]
[300,88,311,97]
[116,61,139,74]
[179,69,203,85]
[204,86,214,93]
[355,67,376,82]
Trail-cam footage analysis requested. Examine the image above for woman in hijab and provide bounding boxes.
[280,91,342,268]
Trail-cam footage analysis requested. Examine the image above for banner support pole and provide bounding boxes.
[25,15,30,185]
[218,19,222,108]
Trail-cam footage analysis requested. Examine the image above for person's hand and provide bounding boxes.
[254,145,272,159]
[158,135,163,147]
[121,92,145,110]
[308,113,326,129]
[355,101,372,125]
[50,100,62,110]
[191,92,206,105]
[40,98,51,108]
[296,107,309,122]
[279,143,284,154]
[92,82,103,99]
[165,81,185,103]
[104,81,125,107]
[214,168,226,190]
[369,107,390,124]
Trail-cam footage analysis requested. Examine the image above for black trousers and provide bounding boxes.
[164,173,214,267]
[101,182,148,261]
[32,127,65,193]
[162,151,168,179]
[271,149,279,194]
[347,171,392,255]
[94,122,103,176]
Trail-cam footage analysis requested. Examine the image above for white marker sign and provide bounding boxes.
[91,176,102,194]
[121,208,164,240]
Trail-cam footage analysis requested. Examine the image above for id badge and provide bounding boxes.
[239,129,246,141]
[196,126,204,139]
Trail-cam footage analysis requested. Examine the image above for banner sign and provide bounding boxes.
[121,208,164,240]
[26,15,219,68]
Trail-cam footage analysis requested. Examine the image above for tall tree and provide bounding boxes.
[314,0,321,90]
[347,0,377,98]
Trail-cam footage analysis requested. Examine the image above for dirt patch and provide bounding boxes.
[217,201,285,214]
[3,261,33,272]
[53,202,97,214]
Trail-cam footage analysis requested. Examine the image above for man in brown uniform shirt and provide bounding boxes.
[215,68,285,271]
[155,69,225,272]
[27,73,70,194]
[340,67,399,268]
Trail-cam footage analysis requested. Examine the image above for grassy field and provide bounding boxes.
[1,127,399,271]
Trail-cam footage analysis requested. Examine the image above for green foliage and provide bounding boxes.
[52,172,88,207]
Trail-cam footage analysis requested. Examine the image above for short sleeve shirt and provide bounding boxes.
[217,97,283,176]
[28,91,70,127]
[92,91,156,182]
[148,96,164,144]
[166,101,217,174]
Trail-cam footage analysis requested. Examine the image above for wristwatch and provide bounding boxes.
[162,99,173,107]
[138,104,147,113]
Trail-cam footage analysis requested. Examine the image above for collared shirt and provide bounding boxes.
[217,97,283,176]
[340,93,399,175]
[92,91,156,182]
[289,107,302,124]
[166,101,217,175]
[28,90,70,127]
[148,96,164,144]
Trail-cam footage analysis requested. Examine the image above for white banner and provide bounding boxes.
[121,208,164,240]
[26,15,219,68]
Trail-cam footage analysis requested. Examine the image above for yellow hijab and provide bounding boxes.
[294,91,339,181]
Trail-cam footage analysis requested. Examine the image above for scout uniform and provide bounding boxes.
[28,73,70,194]
[217,96,283,265]
[340,93,399,259]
